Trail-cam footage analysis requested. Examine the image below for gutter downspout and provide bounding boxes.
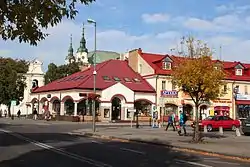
[155,75,159,117]
[232,81,236,119]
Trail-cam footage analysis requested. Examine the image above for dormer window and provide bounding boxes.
[235,69,242,76]
[162,62,171,70]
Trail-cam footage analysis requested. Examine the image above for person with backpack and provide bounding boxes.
[178,110,187,136]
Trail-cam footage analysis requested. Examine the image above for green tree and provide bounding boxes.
[0,0,95,45]
[172,37,226,142]
[44,62,80,84]
[0,57,29,109]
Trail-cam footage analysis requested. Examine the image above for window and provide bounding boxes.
[133,78,141,82]
[139,64,142,73]
[223,85,227,93]
[172,81,177,90]
[245,85,248,95]
[113,77,121,81]
[162,62,171,70]
[162,81,166,90]
[102,76,111,81]
[235,69,242,76]
[124,77,131,82]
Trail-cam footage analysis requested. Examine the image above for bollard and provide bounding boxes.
[235,127,241,137]
[204,125,208,133]
[219,126,223,135]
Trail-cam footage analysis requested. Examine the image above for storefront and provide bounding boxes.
[212,99,232,117]
[236,94,250,119]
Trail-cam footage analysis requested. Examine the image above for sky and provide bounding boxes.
[1,0,250,71]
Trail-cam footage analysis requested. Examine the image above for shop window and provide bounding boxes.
[235,69,242,76]
[162,81,166,90]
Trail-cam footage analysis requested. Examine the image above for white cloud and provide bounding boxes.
[183,14,249,32]
[1,19,250,72]
[141,13,170,23]
[215,4,250,14]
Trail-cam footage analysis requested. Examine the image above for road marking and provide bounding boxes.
[204,159,240,166]
[120,148,146,155]
[91,140,104,144]
[175,159,213,167]
[0,128,112,167]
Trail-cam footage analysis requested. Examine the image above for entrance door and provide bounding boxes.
[111,97,121,120]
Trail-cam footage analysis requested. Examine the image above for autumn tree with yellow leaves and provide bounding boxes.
[172,37,226,142]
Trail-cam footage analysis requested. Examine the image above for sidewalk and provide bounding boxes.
[70,126,250,159]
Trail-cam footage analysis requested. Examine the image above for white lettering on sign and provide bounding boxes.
[161,90,178,97]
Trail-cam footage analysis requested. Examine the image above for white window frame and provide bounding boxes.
[162,62,171,70]
[235,69,242,76]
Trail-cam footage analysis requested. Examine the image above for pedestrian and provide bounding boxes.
[178,110,187,136]
[33,108,38,120]
[17,110,21,118]
[165,113,176,131]
[4,109,7,118]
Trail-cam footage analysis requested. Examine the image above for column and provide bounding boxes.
[60,102,64,116]
[49,102,53,112]
[74,102,78,116]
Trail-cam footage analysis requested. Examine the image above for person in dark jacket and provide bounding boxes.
[165,113,176,131]
[17,110,21,118]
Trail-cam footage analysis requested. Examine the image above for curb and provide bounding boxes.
[80,132,250,163]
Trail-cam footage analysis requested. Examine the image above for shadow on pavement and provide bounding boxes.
[0,133,205,167]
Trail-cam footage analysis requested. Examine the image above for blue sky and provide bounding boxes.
[1,0,250,71]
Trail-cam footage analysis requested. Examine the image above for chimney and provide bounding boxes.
[138,48,142,54]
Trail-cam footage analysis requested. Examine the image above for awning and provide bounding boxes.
[236,100,250,105]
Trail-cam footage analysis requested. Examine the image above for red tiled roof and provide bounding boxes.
[139,49,250,81]
[33,60,155,93]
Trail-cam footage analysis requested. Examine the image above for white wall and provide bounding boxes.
[145,77,156,89]
[101,83,134,103]
[135,93,155,104]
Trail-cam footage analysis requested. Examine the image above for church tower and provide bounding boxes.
[65,34,75,64]
[75,23,89,65]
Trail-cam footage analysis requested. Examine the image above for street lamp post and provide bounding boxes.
[87,18,97,133]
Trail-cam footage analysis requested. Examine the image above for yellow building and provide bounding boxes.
[127,48,250,120]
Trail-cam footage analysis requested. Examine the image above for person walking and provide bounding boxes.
[33,108,38,120]
[165,113,176,131]
[17,110,21,118]
[178,110,187,136]
[4,109,7,118]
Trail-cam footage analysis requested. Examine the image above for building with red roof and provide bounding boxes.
[29,59,156,122]
[127,48,250,120]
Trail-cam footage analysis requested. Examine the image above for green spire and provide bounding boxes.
[77,23,88,53]
[66,34,75,62]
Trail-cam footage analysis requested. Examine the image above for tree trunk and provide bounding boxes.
[193,105,201,142]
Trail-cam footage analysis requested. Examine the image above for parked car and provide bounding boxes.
[191,115,240,132]
[241,116,250,136]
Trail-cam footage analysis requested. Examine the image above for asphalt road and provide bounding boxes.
[0,119,249,167]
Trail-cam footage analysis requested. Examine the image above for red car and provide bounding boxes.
[192,115,240,132]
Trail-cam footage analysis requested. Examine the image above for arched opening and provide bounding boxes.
[31,98,38,113]
[111,97,121,120]
[200,105,209,120]
[32,79,39,88]
[164,104,178,115]
[40,97,48,114]
[183,104,193,120]
[64,99,74,115]
[134,99,152,117]
[52,99,60,115]
[77,99,87,115]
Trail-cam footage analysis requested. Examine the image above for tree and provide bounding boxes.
[0,58,29,112]
[44,61,80,84]
[0,0,95,45]
[172,37,226,142]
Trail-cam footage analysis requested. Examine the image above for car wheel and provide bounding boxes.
[232,125,236,131]
[207,125,213,132]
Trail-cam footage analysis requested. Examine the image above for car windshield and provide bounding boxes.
[204,116,215,120]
